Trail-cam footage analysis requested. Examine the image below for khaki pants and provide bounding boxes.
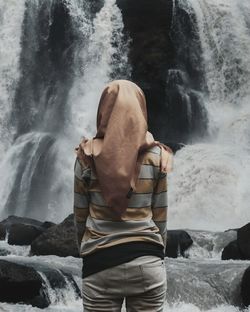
[82,255,167,312]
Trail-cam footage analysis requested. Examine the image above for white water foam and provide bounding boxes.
[38,271,79,306]
[169,143,250,231]
[0,240,30,257]
[0,254,248,311]
[185,230,237,259]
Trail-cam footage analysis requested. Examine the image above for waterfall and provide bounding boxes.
[169,0,250,231]
[0,0,248,231]
[0,0,130,221]
[0,0,26,155]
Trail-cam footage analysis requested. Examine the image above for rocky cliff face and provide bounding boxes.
[117,0,208,143]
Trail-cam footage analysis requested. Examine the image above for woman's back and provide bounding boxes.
[74,145,167,259]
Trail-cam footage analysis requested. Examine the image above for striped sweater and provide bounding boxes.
[73,145,168,257]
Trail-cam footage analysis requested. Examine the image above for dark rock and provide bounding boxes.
[222,240,245,260]
[241,266,250,307]
[8,224,44,245]
[165,230,193,258]
[0,215,42,241]
[238,223,250,259]
[0,215,56,245]
[0,215,43,228]
[117,0,208,143]
[117,0,175,141]
[222,223,250,260]
[0,224,5,240]
[30,214,79,257]
[89,0,104,15]
[42,221,56,229]
[0,259,49,308]
[0,215,42,240]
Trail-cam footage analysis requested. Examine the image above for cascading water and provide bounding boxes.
[0,0,130,222]
[0,132,55,221]
[0,0,248,233]
[66,0,130,140]
[169,0,250,231]
[48,0,130,222]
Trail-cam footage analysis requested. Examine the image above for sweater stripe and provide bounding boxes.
[90,192,153,208]
[74,193,89,208]
[86,216,157,233]
[152,191,168,208]
[89,204,153,221]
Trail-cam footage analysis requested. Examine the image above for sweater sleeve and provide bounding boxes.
[152,171,168,253]
[73,157,90,253]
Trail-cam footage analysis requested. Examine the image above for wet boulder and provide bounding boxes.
[166,230,193,258]
[0,215,55,245]
[42,221,56,229]
[30,214,79,257]
[222,240,245,260]
[0,224,5,240]
[221,223,250,260]
[238,223,250,260]
[8,224,44,245]
[241,265,250,307]
[0,259,49,308]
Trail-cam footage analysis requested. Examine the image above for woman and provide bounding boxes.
[74,80,173,312]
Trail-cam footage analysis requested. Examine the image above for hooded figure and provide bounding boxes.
[74,80,172,312]
[76,79,173,216]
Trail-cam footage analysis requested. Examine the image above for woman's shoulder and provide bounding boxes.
[146,145,161,155]
[142,144,173,174]
[74,141,92,179]
[141,145,161,168]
